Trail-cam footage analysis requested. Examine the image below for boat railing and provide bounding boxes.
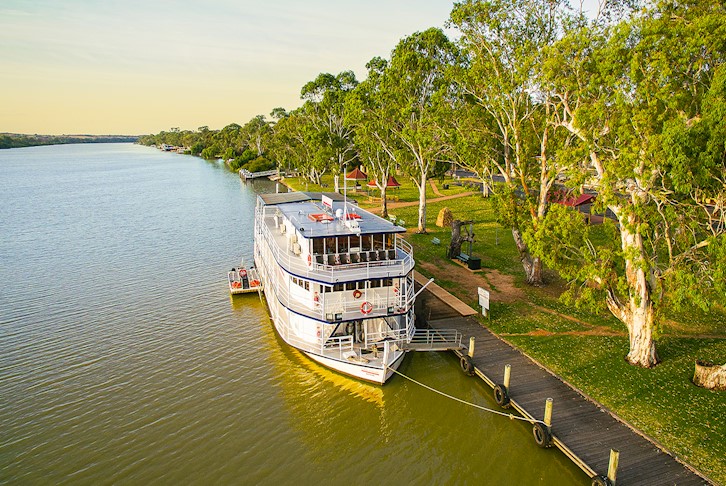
[270,273,414,321]
[365,328,409,347]
[257,209,414,281]
[279,327,354,359]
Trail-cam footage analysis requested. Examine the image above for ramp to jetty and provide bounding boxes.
[414,274,710,485]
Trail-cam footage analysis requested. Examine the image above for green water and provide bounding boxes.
[0,143,587,484]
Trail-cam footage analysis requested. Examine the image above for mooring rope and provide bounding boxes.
[387,366,546,426]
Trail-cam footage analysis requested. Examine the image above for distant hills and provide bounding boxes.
[0,133,139,149]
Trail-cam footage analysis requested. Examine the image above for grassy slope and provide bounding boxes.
[283,174,726,484]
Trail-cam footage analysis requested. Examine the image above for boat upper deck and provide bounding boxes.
[255,192,414,284]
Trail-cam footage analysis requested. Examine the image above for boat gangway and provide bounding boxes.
[239,169,278,180]
[402,329,464,352]
[413,272,710,485]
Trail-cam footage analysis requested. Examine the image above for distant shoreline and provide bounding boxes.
[0,133,139,150]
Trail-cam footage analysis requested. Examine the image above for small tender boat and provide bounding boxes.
[228,264,262,295]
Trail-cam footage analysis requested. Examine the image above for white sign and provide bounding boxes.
[478,287,490,316]
[322,195,333,210]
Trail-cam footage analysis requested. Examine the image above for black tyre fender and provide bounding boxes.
[493,384,511,408]
[532,422,552,448]
[460,355,475,376]
[590,475,610,486]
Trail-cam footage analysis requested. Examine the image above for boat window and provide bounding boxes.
[349,234,360,250]
[337,236,349,253]
[333,283,344,292]
[345,282,356,291]
[370,279,381,288]
[373,234,384,250]
[361,235,372,251]
[312,238,324,255]
[325,237,336,254]
[383,278,393,287]
[386,234,395,249]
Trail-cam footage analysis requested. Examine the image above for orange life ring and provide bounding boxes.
[353,289,362,299]
[307,255,312,266]
[231,281,241,288]
[360,301,373,315]
[393,284,399,294]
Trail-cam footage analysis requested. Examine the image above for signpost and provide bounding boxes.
[478,287,490,318]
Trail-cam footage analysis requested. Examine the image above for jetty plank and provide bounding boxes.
[415,285,710,485]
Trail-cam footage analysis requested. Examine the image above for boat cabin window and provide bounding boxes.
[324,237,336,254]
[361,235,372,251]
[373,234,385,250]
[312,238,324,255]
[319,284,332,293]
[349,235,360,252]
[333,283,344,292]
[291,276,310,291]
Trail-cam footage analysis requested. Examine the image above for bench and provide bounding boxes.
[457,253,470,263]
[431,237,441,245]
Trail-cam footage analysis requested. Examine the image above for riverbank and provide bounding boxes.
[0,133,138,149]
[278,174,726,484]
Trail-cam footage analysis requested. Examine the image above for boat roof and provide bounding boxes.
[258,192,405,236]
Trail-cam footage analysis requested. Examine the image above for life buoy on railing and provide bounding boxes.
[307,255,312,267]
[240,269,247,277]
[393,283,399,294]
[353,289,362,299]
[313,292,320,306]
[360,301,373,315]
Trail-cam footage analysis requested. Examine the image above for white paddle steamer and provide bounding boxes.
[254,192,416,384]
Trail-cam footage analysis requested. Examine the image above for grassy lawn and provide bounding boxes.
[281,175,726,483]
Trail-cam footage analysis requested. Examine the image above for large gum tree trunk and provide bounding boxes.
[512,227,543,285]
[607,223,660,368]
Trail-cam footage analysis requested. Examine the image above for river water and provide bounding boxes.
[0,143,586,484]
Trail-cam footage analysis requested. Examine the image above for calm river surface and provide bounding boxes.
[0,144,586,485]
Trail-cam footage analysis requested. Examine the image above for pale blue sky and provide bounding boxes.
[0,0,456,134]
[1,0,601,135]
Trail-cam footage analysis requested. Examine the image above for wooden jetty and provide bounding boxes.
[413,272,710,485]
[239,168,279,180]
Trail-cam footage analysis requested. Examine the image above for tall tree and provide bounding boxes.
[536,0,726,367]
[370,28,459,233]
[300,71,359,190]
[450,0,570,284]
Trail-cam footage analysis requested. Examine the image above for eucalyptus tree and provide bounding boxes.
[241,115,273,157]
[535,0,726,367]
[268,107,329,184]
[345,57,400,218]
[364,28,459,233]
[450,0,570,284]
[300,71,359,191]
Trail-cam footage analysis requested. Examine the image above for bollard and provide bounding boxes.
[503,364,511,389]
[607,449,620,485]
[468,337,476,358]
[544,398,553,427]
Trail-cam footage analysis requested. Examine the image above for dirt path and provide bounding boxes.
[429,180,444,196]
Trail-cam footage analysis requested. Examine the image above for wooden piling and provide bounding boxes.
[468,337,475,358]
[503,364,511,389]
[607,449,620,485]
[544,398,553,427]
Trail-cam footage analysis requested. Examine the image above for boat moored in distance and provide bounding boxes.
[228,264,262,295]
[254,192,416,384]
